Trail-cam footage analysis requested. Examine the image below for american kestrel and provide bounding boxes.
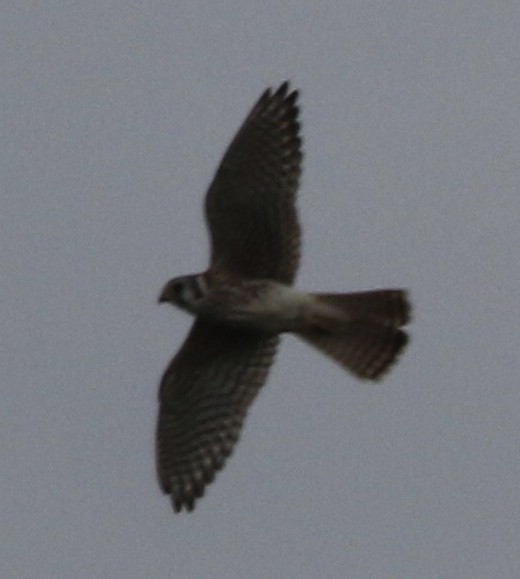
[157,82,411,512]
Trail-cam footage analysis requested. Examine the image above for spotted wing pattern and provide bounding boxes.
[205,82,302,284]
[156,319,279,512]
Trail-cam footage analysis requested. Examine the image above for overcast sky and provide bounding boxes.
[3,2,520,578]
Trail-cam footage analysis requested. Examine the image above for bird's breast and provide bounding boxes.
[209,280,311,333]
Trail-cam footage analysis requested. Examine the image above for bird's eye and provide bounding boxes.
[172,281,184,297]
[172,277,201,307]
[172,280,191,306]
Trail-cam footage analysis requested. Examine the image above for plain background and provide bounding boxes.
[3,2,520,578]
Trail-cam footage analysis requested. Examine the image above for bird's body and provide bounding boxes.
[156,82,411,512]
[160,274,313,332]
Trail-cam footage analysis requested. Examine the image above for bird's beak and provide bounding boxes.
[158,282,172,304]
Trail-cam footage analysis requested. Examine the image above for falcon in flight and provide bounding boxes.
[157,82,411,512]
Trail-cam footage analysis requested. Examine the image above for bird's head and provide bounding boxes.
[158,274,207,314]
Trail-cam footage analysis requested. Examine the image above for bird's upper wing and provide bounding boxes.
[205,82,302,284]
[156,319,279,512]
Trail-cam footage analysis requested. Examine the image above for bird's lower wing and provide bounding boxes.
[156,319,279,512]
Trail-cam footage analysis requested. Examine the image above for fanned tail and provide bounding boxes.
[297,289,410,380]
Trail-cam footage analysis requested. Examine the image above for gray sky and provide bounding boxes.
[3,2,520,577]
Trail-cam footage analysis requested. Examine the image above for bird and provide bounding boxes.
[156,82,411,512]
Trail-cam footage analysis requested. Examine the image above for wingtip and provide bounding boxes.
[276,80,299,101]
[263,81,298,100]
[277,80,290,94]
